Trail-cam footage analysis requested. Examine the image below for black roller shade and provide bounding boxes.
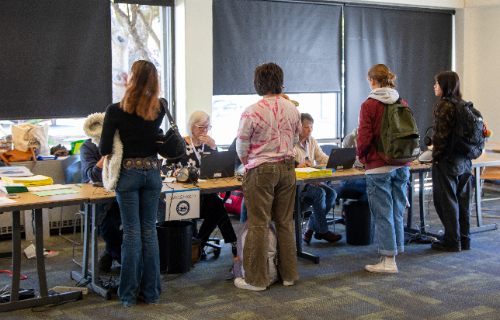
[0,0,111,120]
[115,0,173,5]
[213,0,342,95]
[344,5,453,149]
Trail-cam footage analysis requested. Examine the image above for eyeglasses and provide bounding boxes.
[195,125,212,131]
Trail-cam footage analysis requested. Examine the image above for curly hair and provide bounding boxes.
[253,62,284,96]
[120,60,160,121]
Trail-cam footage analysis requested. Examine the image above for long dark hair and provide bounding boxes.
[435,71,461,100]
[121,60,160,121]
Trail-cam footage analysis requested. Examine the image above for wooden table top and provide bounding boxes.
[485,142,500,153]
[4,157,500,211]
[0,184,90,212]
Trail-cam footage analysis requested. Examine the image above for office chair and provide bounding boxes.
[60,156,85,266]
[59,157,82,242]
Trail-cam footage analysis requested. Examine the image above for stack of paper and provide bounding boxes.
[2,175,54,187]
[295,168,333,178]
[0,182,29,194]
[0,166,34,177]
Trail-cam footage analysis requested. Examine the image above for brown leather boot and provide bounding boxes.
[302,228,314,244]
[314,231,342,243]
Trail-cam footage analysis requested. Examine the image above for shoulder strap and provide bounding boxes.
[159,98,179,130]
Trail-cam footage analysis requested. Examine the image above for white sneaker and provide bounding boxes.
[234,277,266,291]
[365,257,398,274]
[283,281,294,286]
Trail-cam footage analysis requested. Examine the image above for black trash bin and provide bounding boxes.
[157,220,193,274]
[344,200,374,245]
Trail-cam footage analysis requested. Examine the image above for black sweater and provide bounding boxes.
[99,102,165,158]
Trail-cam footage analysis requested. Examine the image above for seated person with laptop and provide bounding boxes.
[80,138,122,272]
[166,110,237,259]
[295,113,342,244]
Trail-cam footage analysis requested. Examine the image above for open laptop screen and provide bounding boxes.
[325,147,357,170]
[199,150,236,179]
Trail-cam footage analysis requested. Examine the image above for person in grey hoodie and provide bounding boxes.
[356,64,411,274]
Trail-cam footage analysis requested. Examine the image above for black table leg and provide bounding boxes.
[294,185,319,264]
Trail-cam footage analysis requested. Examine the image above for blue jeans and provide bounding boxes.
[115,168,162,307]
[340,179,368,201]
[366,167,409,256]
[240,197,247,223]
[97,202,122,261]
[305,183,337,234]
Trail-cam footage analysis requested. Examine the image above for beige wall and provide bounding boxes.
[175,0,213,136]
[462,1,500,143]
[175,0,500,143]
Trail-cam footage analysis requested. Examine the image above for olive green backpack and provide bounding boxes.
[377,98,420,164]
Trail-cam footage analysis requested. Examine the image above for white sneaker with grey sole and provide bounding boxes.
[234,277,266,291]
[365,256,398,274]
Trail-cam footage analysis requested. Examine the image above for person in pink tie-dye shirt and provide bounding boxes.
[234,62,301,291]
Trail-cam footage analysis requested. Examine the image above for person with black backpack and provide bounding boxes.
[430,71,476,252]
[357,64,412,274]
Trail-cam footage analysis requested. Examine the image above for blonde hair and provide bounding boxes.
[187,110,210,139]
[367,64,397,89]
[120,60,160,121]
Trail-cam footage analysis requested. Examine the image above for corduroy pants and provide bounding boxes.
[242,158,299,287]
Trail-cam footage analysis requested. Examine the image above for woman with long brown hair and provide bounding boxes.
[100,60,165,307]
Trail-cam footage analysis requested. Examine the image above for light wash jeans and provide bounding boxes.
[305,183,336,234]
[366,167,409,256]
[340,179,368,201]
[115,167,162,307]
[240,197,247,223]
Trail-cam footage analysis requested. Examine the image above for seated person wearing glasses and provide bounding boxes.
[80,138,122,272]
[166,110,237,259]
[295,113,342,244]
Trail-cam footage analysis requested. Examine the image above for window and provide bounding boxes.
[211,93,341,146]
[212,0,342,145]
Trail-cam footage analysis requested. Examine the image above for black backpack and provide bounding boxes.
[445,97,485,159]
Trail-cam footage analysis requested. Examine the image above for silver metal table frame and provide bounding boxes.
[70,202,112,300]
[406,160,499,237]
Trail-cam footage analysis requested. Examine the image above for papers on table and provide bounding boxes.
[0,166,34,177]
[0,182,29,194]
[2,175,53,187]
[30,189,79,197]
[28,184,74,192]
[295,167,334,178]
[0,197,17,204]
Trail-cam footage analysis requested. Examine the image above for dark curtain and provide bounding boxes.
[0,0,111,119]
[213,0,342,95]
[344,5,453,149]
[115,0,174,5]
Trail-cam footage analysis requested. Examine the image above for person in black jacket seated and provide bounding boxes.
[166,110,237,259]
[80,139,122,272]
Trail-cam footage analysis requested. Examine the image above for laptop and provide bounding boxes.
[325,147,358,171]
[199,150,237,179]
